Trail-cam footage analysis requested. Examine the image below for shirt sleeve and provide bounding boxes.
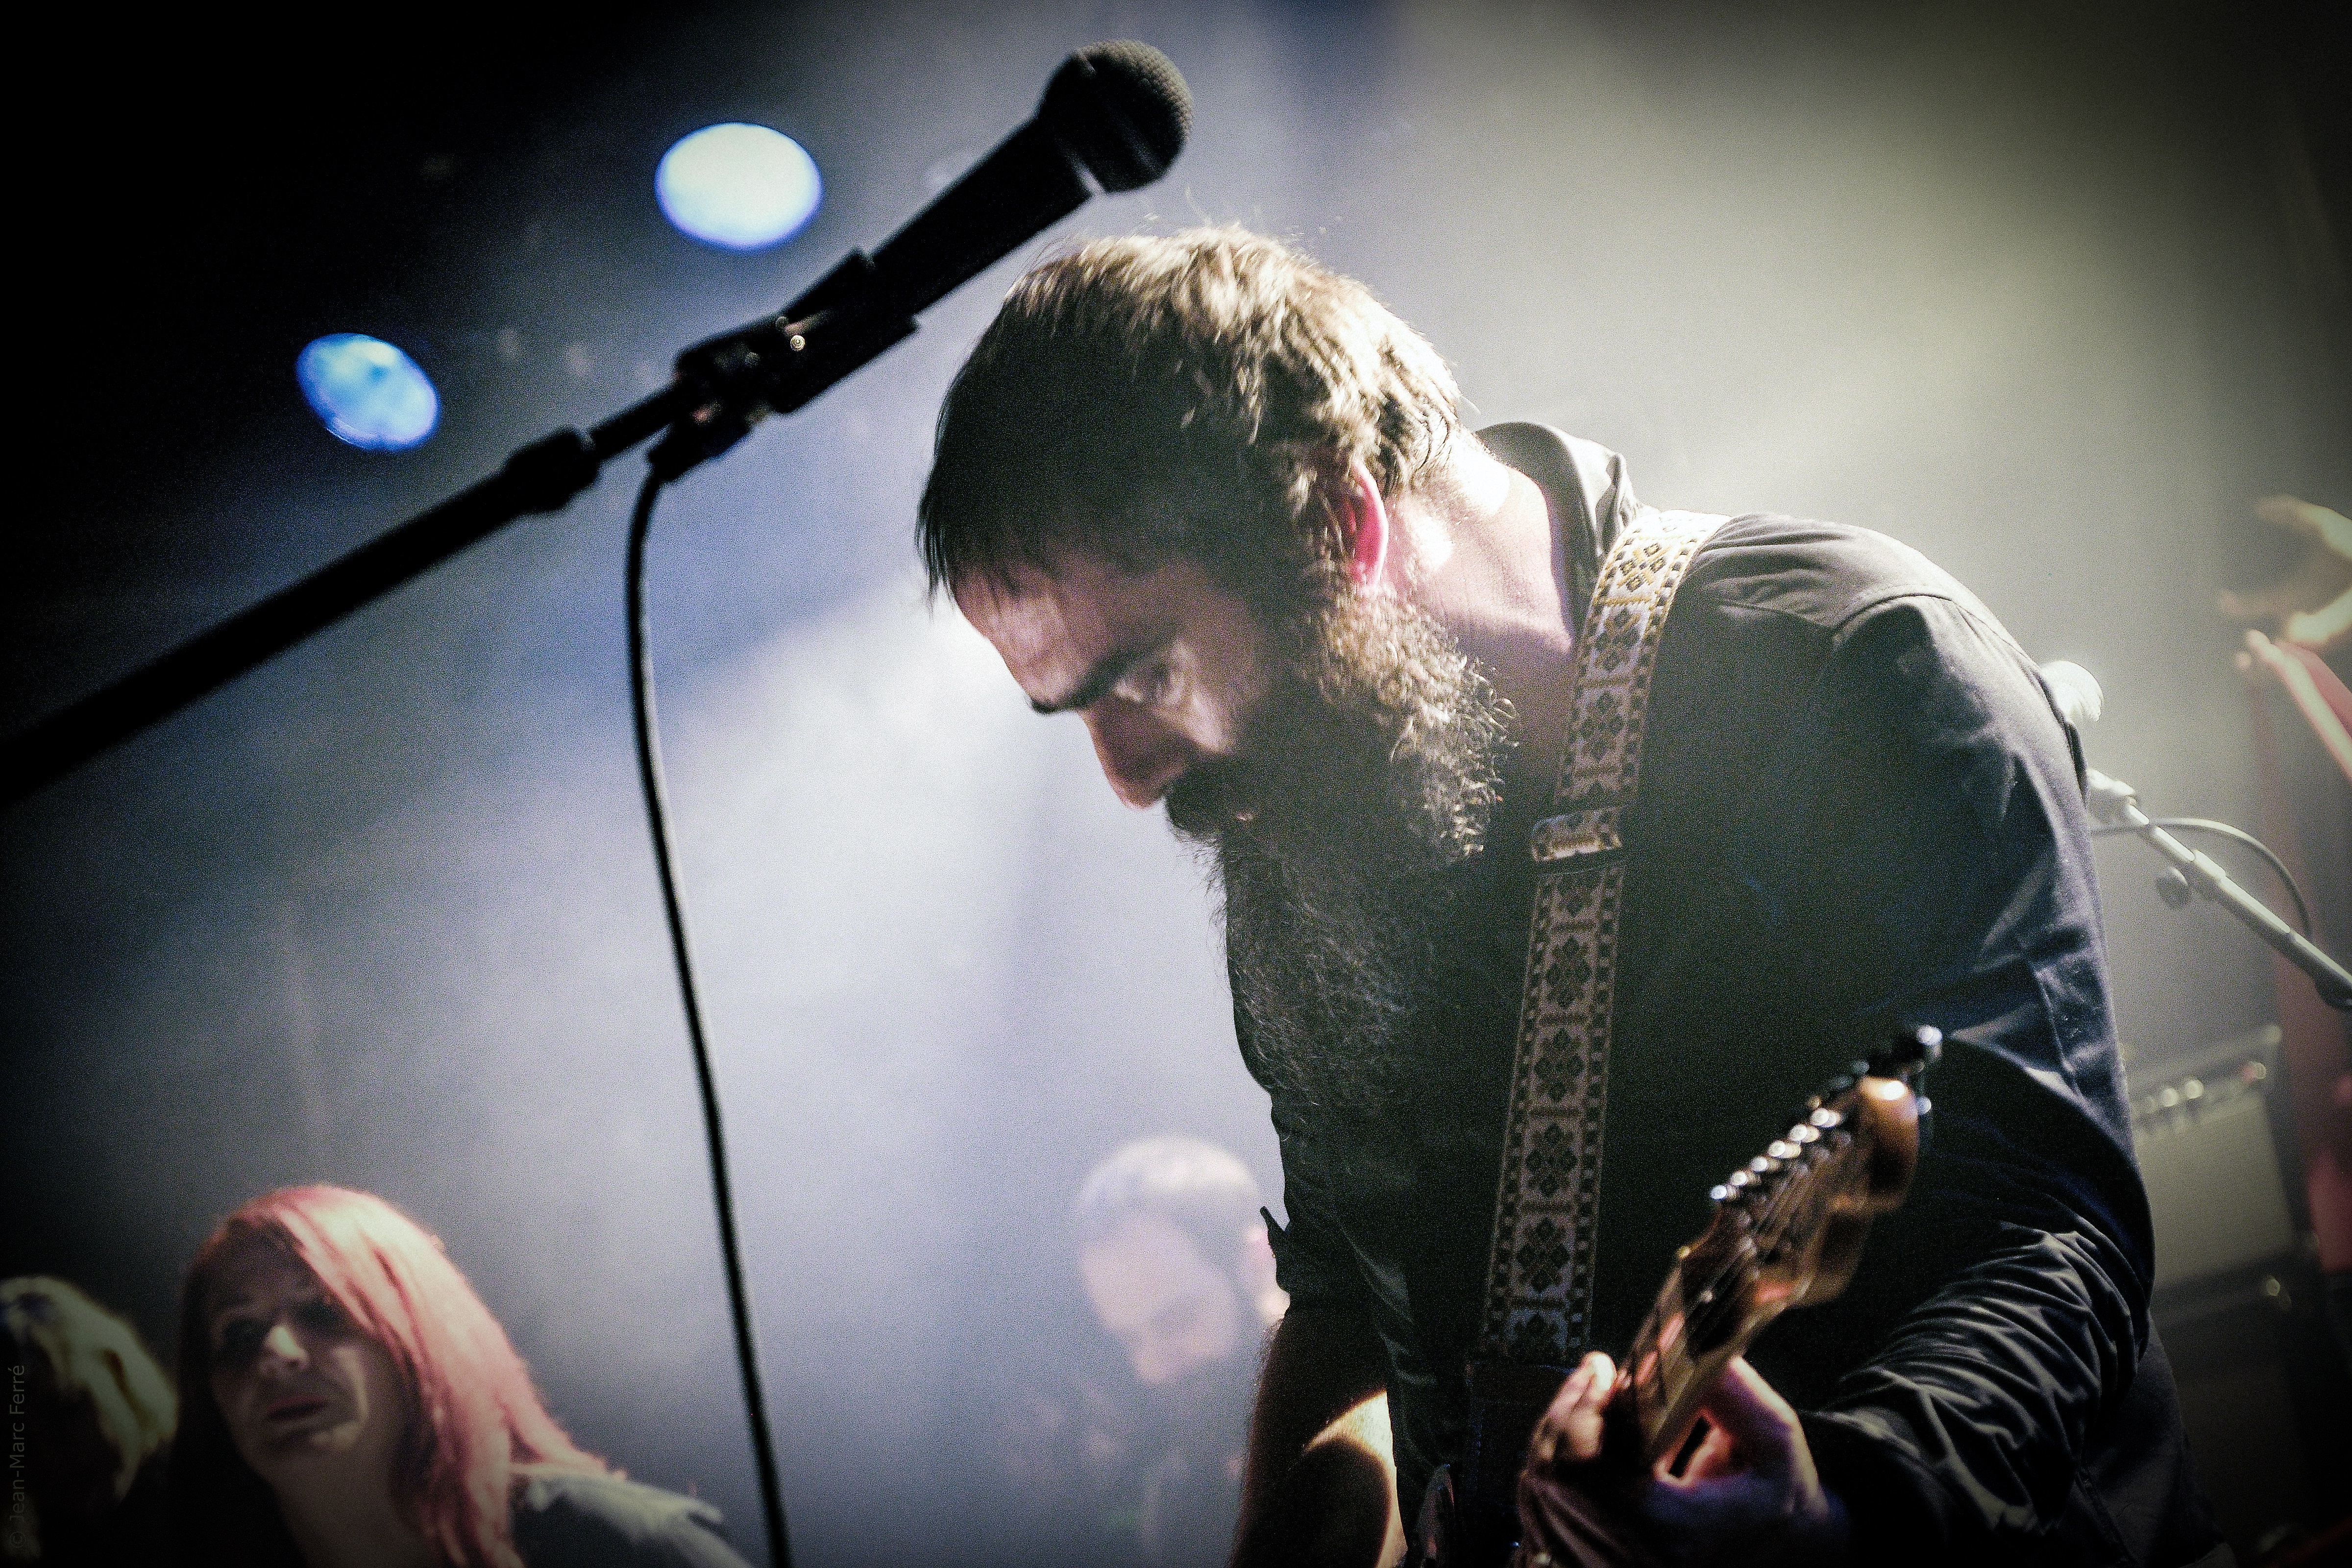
[1765,591,2156,1558]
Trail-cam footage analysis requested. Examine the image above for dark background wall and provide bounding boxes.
[9,2,2347,1564]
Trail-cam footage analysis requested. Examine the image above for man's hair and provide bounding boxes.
[919,226,1464,604]
[1074,1135,1265,1272]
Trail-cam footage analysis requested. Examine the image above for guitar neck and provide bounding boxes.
[1626,1167,1825,1460]
[1626,1057,1926,1462]
[1430,1038,1935,1568]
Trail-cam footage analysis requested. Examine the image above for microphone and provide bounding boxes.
[2042,657,2352,1005]
[868,39,1191,317]
[2037,660,2137,822]
[2038,660,2103,734]
[0,44,1190,802]
[651,41,1191,477]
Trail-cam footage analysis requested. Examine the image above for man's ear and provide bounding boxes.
[1337,458,1392,589]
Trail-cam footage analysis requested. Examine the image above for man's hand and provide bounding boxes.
[1517,1352,1849,1568]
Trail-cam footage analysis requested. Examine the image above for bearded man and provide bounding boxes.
[919,228,2222,1568]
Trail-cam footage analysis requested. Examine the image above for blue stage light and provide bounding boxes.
[656,123,822,249]
[295,335,440,451]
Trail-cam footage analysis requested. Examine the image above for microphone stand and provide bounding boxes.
[1,247,940,1568]
[1,262,931,1568]
[2086,767,2352,1011]
[1,27,1185,803]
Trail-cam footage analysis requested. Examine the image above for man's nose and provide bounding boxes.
[258,1322,308,1371]
[1085,704,1201,808]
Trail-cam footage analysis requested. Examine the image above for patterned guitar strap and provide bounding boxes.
[1437,504,1728,1565]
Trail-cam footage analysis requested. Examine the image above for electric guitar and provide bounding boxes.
[1416,1026,1941,1567]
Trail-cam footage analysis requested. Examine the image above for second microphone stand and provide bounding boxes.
[2085,767,2352,1011]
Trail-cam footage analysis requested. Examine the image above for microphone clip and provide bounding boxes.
[649,251,918,481]
[2081,766,2141,827]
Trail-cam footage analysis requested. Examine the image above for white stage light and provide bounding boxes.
[657,123,822,250]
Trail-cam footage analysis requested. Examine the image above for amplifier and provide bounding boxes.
[2129,1025,2297,1290]
[2129,1025,2352,1561]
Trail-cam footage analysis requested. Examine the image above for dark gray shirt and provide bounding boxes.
[1251,432,2217,1563]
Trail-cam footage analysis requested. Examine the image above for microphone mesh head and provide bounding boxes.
[2037,661,2104,731]
[1041,41,1191,192]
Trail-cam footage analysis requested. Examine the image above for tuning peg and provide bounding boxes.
[1868,1026,1943,1079]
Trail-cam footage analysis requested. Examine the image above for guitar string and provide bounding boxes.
[1642,1110,1849,1409]
[1640,1071,1914,1422]
[1641,1160,1820,1432]
[1687,1131,1836,1343]
[1688,1110,1871,1377]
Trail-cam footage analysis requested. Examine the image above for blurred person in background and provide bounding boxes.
[1074,1136,1289,1567]
[2218,495,2352,664]
[2221,494,2352,1385]
[2,1274,176,1565]
[985,1137,1286,1567]
[1077,1136,1287,1395]
[169,1185,751,1568]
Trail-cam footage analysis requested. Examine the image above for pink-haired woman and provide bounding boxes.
[171,1185,752,1568]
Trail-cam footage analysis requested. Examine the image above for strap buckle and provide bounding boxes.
[1529,806,1621,864]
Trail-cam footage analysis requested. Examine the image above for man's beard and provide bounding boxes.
[1168,591,1512,1122]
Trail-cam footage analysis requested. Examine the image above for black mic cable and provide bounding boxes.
[624,468,795,1565]
[615,46,1191,1562]
[2042,660,2349,1009]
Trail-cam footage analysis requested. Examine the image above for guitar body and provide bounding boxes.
[1412,1029,1939,1568]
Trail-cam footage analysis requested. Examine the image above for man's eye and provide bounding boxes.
[1127,660,1180,706]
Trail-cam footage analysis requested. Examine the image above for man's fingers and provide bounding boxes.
[2255,494,2331,543]
[1528,1351,1617,1468]
[1690,1357,1801,1477]
[1666,1418,1742,1484]
[2284,594,2352,650]
[2219,585,2299,621]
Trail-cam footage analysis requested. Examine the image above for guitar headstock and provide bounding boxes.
[1631,1026,1941,1460]
[1712,1026,1936,1306]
